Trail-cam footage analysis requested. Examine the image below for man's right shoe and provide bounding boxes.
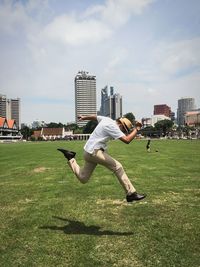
[126,192,146,202]
[57,148,76,161]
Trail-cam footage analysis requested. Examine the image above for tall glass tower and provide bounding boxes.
[177,97,195,126]
[75,71,96,127]
[100,86,122,120]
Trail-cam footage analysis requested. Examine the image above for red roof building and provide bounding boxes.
[0,117,21,140]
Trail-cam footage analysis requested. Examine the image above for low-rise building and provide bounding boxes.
[151,115,171,127]
[142,117,152,127]
[32,127,91,141]
[0,117,21,140]
[154,104,171,117]
[185,110,200,126]
[32,127,73,140]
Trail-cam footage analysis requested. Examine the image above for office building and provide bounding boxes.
[100,86,122,120]
[0,94,21,129]
[154,104,171,117]
[154,104,175,122]
[8,98,21,129]
[170,111,175,122]
[100,86,108,116]
[177,98,195,126]
[142,117,152,127]
[75,71,96,127]
[151,115,171,127]
[185,110,200,126]
[0,94,7,118]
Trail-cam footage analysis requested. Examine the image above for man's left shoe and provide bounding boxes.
[126,192,146,202]
[57,148,76,160]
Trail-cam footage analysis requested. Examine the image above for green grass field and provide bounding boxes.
[0,140,200,267]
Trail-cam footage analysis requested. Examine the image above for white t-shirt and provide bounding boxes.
[84,116,125,154]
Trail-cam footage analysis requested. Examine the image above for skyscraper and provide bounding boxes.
[177,97,195,126]
[8,98,21,129]
[75,71,96,127]
[100,86,108,116]
[100,86,122,120]
[0,94,21,129]
[0,94,7,118]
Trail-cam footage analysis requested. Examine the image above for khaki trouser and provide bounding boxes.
[68,149,136,195]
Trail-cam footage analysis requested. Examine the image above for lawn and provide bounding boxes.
[0,139,199,267]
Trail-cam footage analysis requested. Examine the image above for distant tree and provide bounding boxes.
[140,126,160,138]
[123,112,135,124]
[21,126,33,140]
[66,123,79,131]
[154,119,174,136]
[74,128,83,134]
[30,136,36,141]
[46,122,64,128]
[83,120,98,134]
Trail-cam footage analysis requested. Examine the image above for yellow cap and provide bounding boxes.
[119,117,133,133]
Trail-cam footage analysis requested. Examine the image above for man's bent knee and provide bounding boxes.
[79,178,89,184]
[112,162,124,174]
[77,172,90,184]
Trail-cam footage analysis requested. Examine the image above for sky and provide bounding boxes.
[0,0,200,125]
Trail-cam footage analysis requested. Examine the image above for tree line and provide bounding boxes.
[21,112,195,140]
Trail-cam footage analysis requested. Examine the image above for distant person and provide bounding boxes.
[57,115,146,203]
[146,139,151,152]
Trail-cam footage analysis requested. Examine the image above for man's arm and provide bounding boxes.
[78,114,97,121]
[119,122,142,144]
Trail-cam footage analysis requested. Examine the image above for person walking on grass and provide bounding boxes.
[57,115,146,203]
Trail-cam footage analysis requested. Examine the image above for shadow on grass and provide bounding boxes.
[40,216,134,236]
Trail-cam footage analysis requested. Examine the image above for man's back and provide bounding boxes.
[84,116,124,154]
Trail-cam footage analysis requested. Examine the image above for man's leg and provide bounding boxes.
[91,150,146,201]
[88,149,136,195]
[68,151,97,184]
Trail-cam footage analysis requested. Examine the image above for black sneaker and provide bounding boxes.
[57,149,76,160]
[126,192,146,202]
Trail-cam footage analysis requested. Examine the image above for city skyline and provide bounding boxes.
[2,92,198,127]
[0,0,200,124]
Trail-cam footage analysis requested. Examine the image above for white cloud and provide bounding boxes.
[122,37,200,86]
[0,0,29,34]
[82,0,155,29]
[104,48,128,77]
[101,0,155,27]
[41,14,112,46]
[34,0,154,46]
[0,0,50,35]
[155,38,200,76]
[82,4,104,18]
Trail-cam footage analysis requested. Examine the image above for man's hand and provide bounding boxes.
[77,114,97,121]
[77,115,84,121]
[119,120,142,144]
[135,121,142,131]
